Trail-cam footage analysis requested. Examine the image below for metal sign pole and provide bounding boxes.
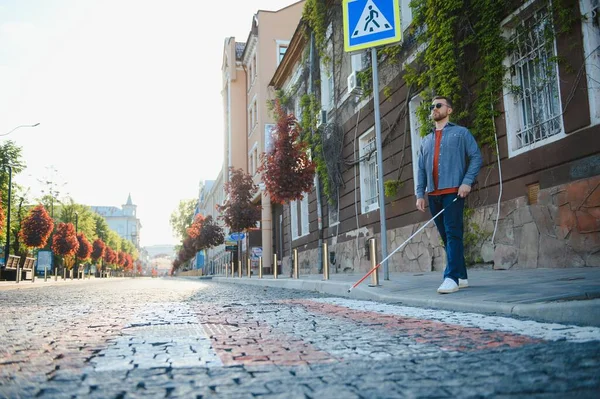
[371,47,389,280]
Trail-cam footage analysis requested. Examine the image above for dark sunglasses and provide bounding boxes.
[429,103,449,111]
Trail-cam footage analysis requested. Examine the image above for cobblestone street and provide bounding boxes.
[0,278,599,398]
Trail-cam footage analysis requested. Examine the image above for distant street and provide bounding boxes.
[0,278,599,398]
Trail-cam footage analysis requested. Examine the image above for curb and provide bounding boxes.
[210,277,600,327]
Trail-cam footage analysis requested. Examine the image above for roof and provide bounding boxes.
[125,193,133,206]
[90,206,125,218]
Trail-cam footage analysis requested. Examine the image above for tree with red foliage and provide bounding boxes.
[104,247,117,266]
[91,239,105,263]
[187,213,204,239]
[52,222,79,271]
[259,99,315,204]
[76,233,92,262]
[195,215,224,250]
[20,204,54,248]
[217,168,261,233]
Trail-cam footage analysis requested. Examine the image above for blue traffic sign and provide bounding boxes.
[343,0,402,52]
[228,232,245,241]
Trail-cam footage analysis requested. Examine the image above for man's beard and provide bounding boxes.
[432,113,447,122]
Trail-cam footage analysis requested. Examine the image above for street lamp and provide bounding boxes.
[1,123,40,137]
[74,212,78,279]
[2,124,40,266]
[3,165,12,267]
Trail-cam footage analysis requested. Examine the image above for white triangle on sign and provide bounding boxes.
[352,0,393,38]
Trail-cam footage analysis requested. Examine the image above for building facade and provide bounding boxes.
[220,1,305,274]
[91,194,141,248]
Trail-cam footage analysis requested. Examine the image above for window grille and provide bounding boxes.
[509,7,562,150]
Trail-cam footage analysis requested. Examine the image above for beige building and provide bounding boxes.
[221,1,305,273]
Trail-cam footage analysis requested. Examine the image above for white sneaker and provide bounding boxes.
[459,279,468,288]
[437,278,459,294]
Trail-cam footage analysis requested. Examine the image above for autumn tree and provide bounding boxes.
[20,204,54,249]
[76,233,92,262]
[91,238,106,276]
[217,168,261,233]
[52,222,79,270]
[196,215,224,250]
[259,99,315,204]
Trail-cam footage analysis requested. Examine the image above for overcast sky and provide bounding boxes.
[0,0,299,247]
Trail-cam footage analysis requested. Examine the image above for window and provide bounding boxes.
[265,123,275,153]
[300,195,309,236]
[290,196,309,239]
[502,3,564,157]
[249,143,258,175]
[290,200,299,239]
[409,95,425,194]
[320,44,335,111]
[359,127,379,213]
[581,0,600,124]
[328,202,339,226]
[248,97,258,133]
[276,40,289,65]
[400,0,414,32]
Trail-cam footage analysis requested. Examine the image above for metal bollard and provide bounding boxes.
[259,257,263,279]
[55,267,58,281]
[238,260,241,278]
[44,266,48,282]
[323,243,329,280]
[368,238,380,287]
[16,263,21,284]
[273,254,278,279]
[247,258,251,278]
[293,248,299,279]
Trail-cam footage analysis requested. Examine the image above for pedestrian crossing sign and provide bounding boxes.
[343,0,402,52]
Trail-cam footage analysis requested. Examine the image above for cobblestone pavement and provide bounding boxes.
[0,278,599,398]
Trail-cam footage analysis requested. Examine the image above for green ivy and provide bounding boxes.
[302,0,328,62]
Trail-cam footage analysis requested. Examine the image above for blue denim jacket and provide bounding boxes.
[416,122,482,199]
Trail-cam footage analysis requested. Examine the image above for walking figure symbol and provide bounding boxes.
[364,6,380,32]
[352,0,392,37]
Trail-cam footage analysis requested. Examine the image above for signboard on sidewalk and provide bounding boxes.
[36,250,53,273]
[343,0,402,52]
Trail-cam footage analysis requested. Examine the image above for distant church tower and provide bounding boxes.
[123,193,137,217]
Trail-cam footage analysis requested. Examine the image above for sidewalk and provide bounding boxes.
[209,267,600,327]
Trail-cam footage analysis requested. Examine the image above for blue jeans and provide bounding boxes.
[428,194,467,284]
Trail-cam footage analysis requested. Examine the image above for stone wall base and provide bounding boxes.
[292,175,600,274]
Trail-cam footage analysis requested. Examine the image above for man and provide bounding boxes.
[416,96,482,294]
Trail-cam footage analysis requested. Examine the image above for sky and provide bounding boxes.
[0,0,299,247]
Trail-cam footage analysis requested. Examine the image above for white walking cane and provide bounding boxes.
[348,196,459,293]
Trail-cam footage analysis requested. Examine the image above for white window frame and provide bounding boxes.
[409,94,425,194]
[328,202,339,226]
[248,96,258,134]
[359,127,379,214]
[276,40,290,65]
[300,195,309,236]
[501,0,565,158]
[320,44,335,111]
[265,123,275,153]
[580,0,600,125]
[400,0,414,33]
[249,142,258,175]
[290,200,299,239]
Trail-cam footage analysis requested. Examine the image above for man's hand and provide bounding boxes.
[416,198,425,212]
[458,184,471,198]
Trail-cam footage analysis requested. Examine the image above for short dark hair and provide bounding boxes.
[432,96,453,108]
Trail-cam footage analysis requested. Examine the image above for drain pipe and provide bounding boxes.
[308,31,324,273]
